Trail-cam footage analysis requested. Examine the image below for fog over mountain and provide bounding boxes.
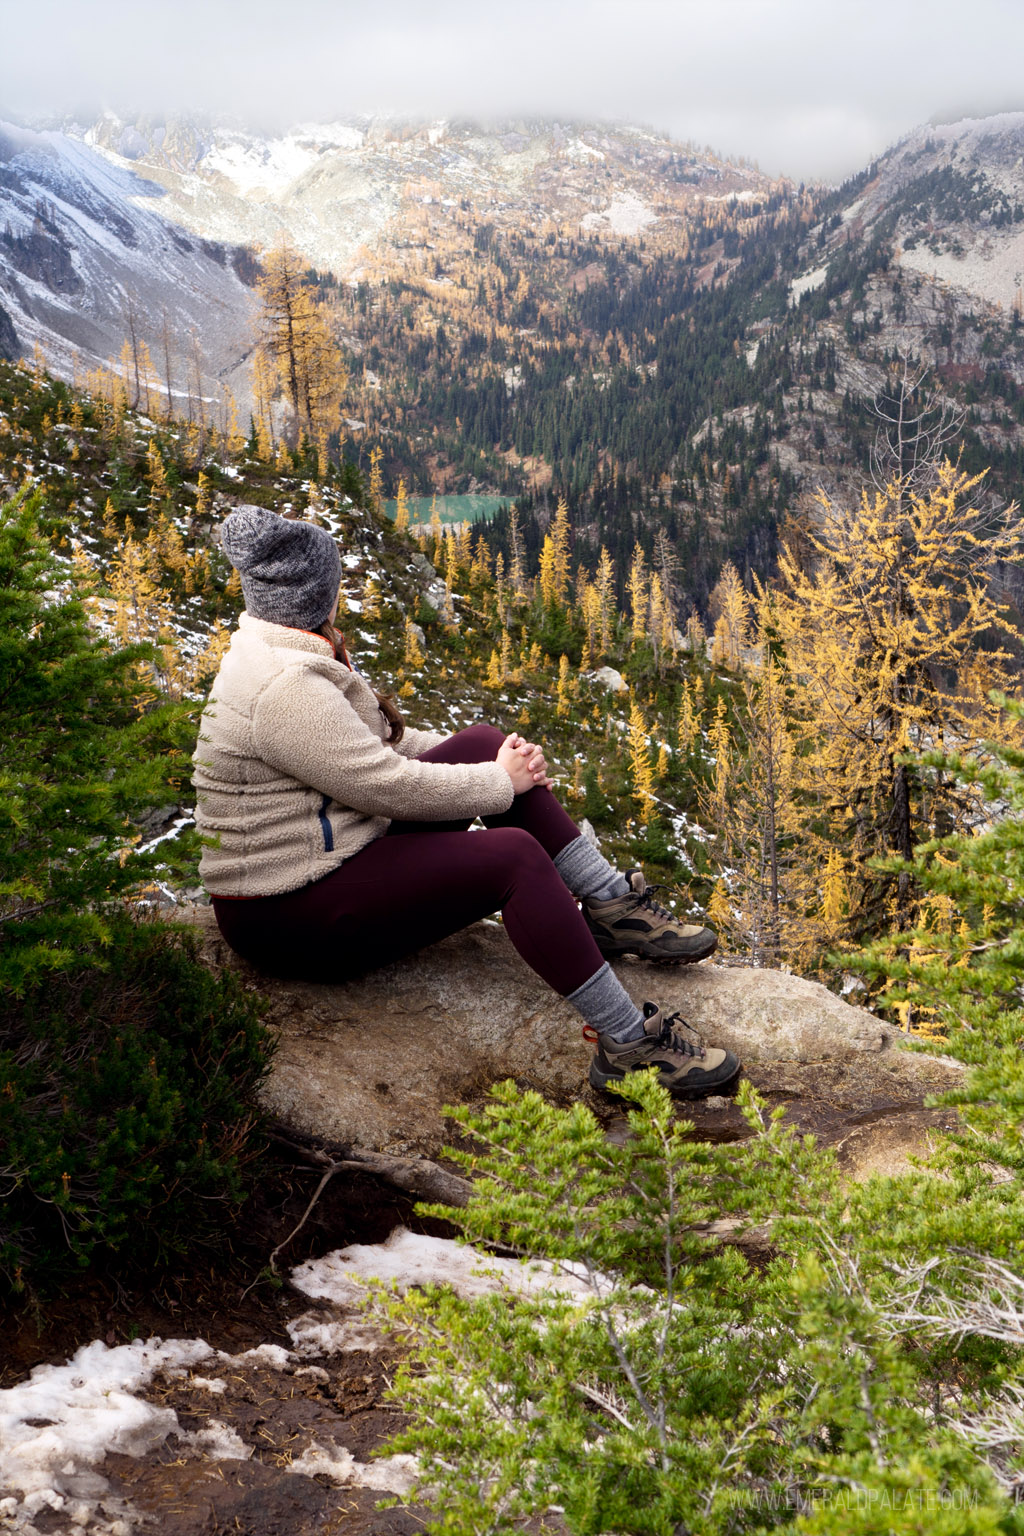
[5,0,1024,181]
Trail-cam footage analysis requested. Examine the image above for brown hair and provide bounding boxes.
[318,621,405,745]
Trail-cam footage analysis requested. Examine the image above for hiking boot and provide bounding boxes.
[586,1003,741,1099]
[583,869,718,964]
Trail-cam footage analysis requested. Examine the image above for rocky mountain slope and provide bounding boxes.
[0,120,257,405]
[6,109,1024,613]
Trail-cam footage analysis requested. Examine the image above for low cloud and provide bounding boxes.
[3,0,1024,180]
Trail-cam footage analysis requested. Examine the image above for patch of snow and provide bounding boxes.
[841,196,866,225]
[789,264,829,306]
[201,136,323,197]
[287,1442,420,1494]
[0,1337,213,1504]
[286,1311,390,1356]
[181,1419,251,1460]
[580,193,657,237]
[290,1226,599,1307]
[134,814,193,856]
[897,225,1024,310]
[567,138,605,163]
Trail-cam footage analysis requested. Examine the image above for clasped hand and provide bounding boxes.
[495,732,553,794]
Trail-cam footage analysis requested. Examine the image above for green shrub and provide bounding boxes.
[0,486,196,991]
[368,1076,1017,1536]
[0,914,272,1293]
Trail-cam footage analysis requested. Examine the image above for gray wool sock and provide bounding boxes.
[566,963,647,1042]
[553,835,629,902]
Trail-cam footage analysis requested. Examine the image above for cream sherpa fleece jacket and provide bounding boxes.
[192,613,515,897]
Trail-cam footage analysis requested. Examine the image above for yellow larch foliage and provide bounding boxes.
[556,653,572,717]
[708,560,749,670]
[595,546,615,654]
[508,506,527,596]
[195,471,211,521]
[368,447,384,515]
[708,696,731,820]
[473,532,491,582]
[362,575,381,619]
[189,619,233,688]
[146,441,169,508]
[250,349,276,459]
[184,548,211,596]
[394,477,410,532]
[581,582,601,667]
[677,681,699,756]
[428,495,442,561]
[628,698,656,823]
[549,498,571,606]
[457,520,473,572]
[821,848,848,928]
[256,240,346,446]
[685,612,706,655]
[485,649,502,688]
[224,387,245,457]
[404,618,424,668]
[705,879,732,943]
[771,461,1024,935]
[538,534,557,608]
[628,544,647,642]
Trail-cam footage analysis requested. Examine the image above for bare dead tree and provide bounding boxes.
[121,290,143,412]
[869,355,965,501]
[159,307,175,420]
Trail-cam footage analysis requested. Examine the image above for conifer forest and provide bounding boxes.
[3,102,1024,1536]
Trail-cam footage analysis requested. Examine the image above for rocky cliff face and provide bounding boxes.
[190,910,963,1182]
[0,298,19,359]
[0,120,256,405]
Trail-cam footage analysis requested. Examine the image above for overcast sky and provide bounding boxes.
[3,0,1024,182]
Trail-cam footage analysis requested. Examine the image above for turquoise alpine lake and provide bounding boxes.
[383,493,510,526]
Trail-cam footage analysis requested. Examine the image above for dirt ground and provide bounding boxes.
[1,1148,458,1536]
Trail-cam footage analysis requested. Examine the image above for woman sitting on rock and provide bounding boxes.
[193,505,739,1100]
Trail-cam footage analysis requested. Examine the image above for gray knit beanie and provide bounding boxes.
[220,505,342,630]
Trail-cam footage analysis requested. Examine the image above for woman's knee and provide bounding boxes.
[483,826,556,878]
[460,721,506,752]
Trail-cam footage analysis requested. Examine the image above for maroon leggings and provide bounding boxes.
[212,723,606,994]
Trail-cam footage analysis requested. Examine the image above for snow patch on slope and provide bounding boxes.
[290,1224,598,1306]
[581,192,657,236]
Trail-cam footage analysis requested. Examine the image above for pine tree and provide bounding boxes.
[0,490,190,990]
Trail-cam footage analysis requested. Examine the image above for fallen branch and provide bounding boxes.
[264,1123,473,1274]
